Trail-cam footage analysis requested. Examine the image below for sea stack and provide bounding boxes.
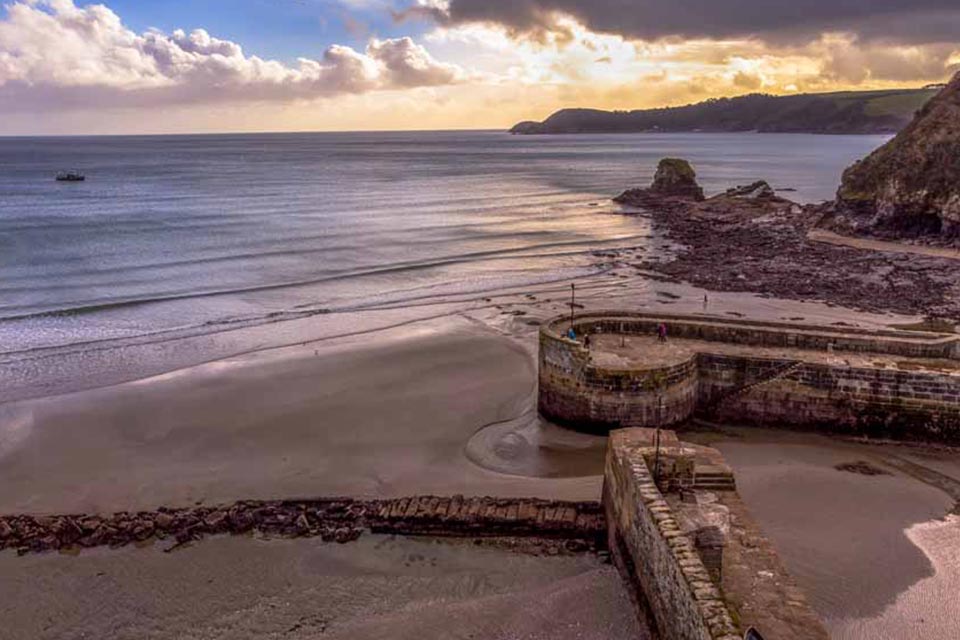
[648,158,706,201]
[614,158,705,204]
[831,71,960,241]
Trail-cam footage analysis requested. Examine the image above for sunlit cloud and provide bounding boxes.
[425,19,958,113]
[0,0,462,110]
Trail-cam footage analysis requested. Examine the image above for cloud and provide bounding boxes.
[425,18,958,98]
[409,0,960,46]
[0,0,462,111]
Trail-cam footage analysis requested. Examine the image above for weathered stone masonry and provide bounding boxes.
[540,312,960,443]
[604,430,740,640]
[539,325,699,431]
[0,497,605,556]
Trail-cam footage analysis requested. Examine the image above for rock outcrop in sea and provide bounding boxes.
[610,157,960,319]
[614,158,705,204]
[828,71,960,242]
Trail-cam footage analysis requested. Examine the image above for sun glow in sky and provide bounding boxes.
[0,0,957,134]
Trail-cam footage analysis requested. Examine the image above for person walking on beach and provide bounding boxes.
[583,333,591,349]
[657,322,668,343]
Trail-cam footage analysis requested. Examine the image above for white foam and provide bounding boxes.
[0,404,34,458]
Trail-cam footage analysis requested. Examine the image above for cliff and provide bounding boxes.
[829,73,960,242]
[510,88,937,135]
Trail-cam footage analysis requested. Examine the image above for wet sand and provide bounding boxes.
[0,317,604,516]
[694,427,959,638]
[0,312,640,639]
[0,534,644,640]
[0,265,938,640]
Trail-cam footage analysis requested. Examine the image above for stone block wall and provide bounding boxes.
[604,431,739,640]
[713,379,960,444]
[540,312,960,443]
[539,331,698,432]
[700,357,960,443]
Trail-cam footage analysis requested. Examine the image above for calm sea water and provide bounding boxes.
[0,131,887,391]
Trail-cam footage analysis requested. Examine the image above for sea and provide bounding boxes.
[0,130,888,399]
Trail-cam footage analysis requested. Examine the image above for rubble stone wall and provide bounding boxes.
[0,496,605,556]
[604,431,739,640]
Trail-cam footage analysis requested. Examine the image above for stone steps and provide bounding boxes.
[692,466,736,490]
[694,480,736,491]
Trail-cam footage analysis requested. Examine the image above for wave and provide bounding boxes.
[0,233,647,323]
[0,260,613,366]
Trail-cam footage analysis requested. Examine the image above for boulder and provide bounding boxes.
[832,72,960,241]
[203,510,229,532]
[649,158,705,201]
[725,181,775,200]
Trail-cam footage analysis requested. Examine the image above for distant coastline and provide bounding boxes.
[510,87,940,135]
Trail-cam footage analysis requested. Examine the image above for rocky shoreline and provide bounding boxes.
[615,161,960,320]
[0,496,605,557]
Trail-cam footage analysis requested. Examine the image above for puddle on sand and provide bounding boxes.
[465,412,606,478]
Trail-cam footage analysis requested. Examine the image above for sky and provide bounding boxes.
[0,0,957,134]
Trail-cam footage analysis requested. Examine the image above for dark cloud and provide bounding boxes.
[417,0,960,45]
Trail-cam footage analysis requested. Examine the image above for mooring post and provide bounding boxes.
[569,283,576,333]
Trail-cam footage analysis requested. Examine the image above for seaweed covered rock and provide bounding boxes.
[725,180,775,200]
[831,72,960,242]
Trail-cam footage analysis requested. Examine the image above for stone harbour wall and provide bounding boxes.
[539,330,698,431]
[702,356,960,443]
[540,312,960,443]
[604,430,739,640]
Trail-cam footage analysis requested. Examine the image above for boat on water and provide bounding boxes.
[55,170,85,182]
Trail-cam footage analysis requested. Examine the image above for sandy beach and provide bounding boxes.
[2,259,957,639]
[0,317,605,516]
[0,534,643,640]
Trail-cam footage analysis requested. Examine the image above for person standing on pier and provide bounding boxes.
[657,322,668,342]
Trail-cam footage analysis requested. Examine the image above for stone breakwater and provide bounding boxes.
[604,430,740,640]
[540,312,960,443]
[603,428,830,640]
[0,496,605,557]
